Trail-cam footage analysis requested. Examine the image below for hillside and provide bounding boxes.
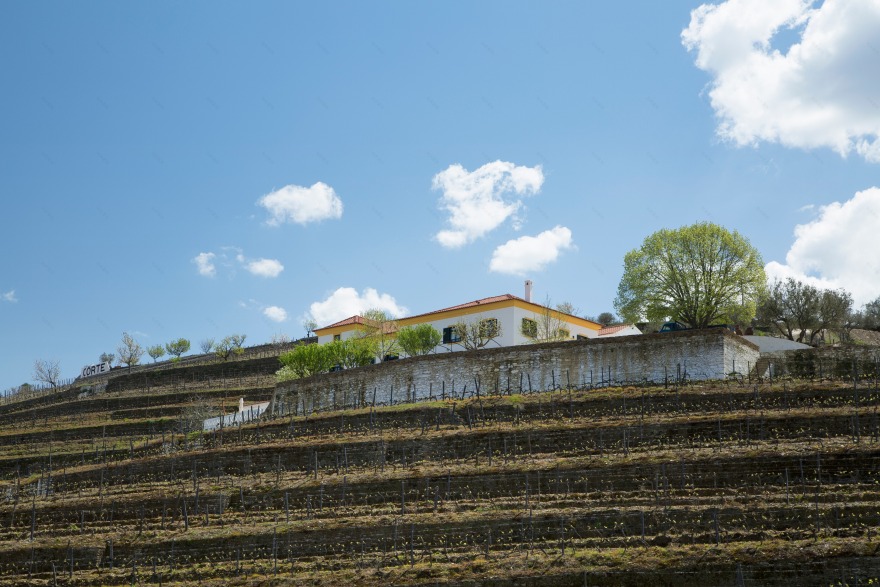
[1,356,879,585]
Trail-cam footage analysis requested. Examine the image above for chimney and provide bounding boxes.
[524,279,533,303]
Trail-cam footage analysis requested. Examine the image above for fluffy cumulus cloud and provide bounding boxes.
[258,182,343,226]
[433,161,544,248]
[1,290,17,303]
[308,287,408,327]
[245,258,284,278]
[682,0,880,162]
[489,226,574,276]
[192,252,217,277]
[193,249,284,279]
[263,305,288,323]
[765,187,880,305]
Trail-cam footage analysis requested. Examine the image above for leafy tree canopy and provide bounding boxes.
[614,222,766,329]
[397,324,442,357]
[165,338,191,358]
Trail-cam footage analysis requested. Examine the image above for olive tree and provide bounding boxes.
[277,343,332,381]
[757,278,853,345]
[397,324,442,357]
[615,222,766,328]
[215,334,247,361]
[147,345,166,362]
[199,338,215,354]
[165,338,191,358]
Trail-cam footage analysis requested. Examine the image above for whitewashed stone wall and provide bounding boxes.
[272,329,759,415]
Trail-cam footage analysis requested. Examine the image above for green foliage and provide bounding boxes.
[358,308,400,360]
[396,324,442,357]
[147,345,166,362]
[614,222,766,329]
[757,278,853,345]
[99,352,115,365]
[596,312,616,326]
[862,296,880,330]
[326,337,377,368]
[165,338,191,358]
[277,343,332,380]
[215,334,247,361]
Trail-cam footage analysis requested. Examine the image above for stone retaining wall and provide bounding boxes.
[272,329,759,414]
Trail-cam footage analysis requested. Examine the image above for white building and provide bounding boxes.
[314,284,602,357]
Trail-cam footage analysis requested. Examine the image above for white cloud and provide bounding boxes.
[766,187,880,305]
[263,306,288,323]
[258,182,343,226]
[1,290,17,303]
[433,161,544,248]
[682,0,880,162]
[245,258,284,278]
[193,252,217,277]
[308,287,408,327]
[489,226,574,276]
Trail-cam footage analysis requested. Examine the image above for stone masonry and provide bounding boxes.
[271,329,759,415]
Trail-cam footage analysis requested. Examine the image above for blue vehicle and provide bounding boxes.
[658,321,689,333]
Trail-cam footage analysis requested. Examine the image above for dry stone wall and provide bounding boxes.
[272,329,759,414]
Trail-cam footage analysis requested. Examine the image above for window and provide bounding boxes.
[480,318,499,338]
[521,318,537,338]
[333,334,341,342]
[557,328,570,339]
[576,334,589,340]
[442,326,461,344]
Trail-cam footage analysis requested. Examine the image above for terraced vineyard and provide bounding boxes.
[2,359,880,585]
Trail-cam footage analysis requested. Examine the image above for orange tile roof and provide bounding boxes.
[598,324,637,336]
[320,315,367,329]
[317,294,601,331]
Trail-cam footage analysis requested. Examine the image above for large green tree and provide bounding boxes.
[614,222,766,328]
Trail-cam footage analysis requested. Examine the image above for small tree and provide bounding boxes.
[522,299,570,343]
[451,316,503,351]
[863,296,880,331]
[555,301,580,316]
[277,343,332,381]
[147,345,166,363]
[99,352,115,365]
[358,309,400,360]
[326,337,377,369]
[199,338,215,354]
[595,312,616,326]
[397,324,442,357]
[33,359,61,388]
[303,318,318,337]
[117,332,144,371]
[165,338,191,358]
[215,334,247,361]
[270,333,291,347]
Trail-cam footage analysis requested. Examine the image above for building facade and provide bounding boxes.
[314,293,603,357]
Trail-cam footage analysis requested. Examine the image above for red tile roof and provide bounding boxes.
[598,324,638,336]
[317,294,601,331]
[320,315,367,329]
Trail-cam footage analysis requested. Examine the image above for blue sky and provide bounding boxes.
[2,0,879,390]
